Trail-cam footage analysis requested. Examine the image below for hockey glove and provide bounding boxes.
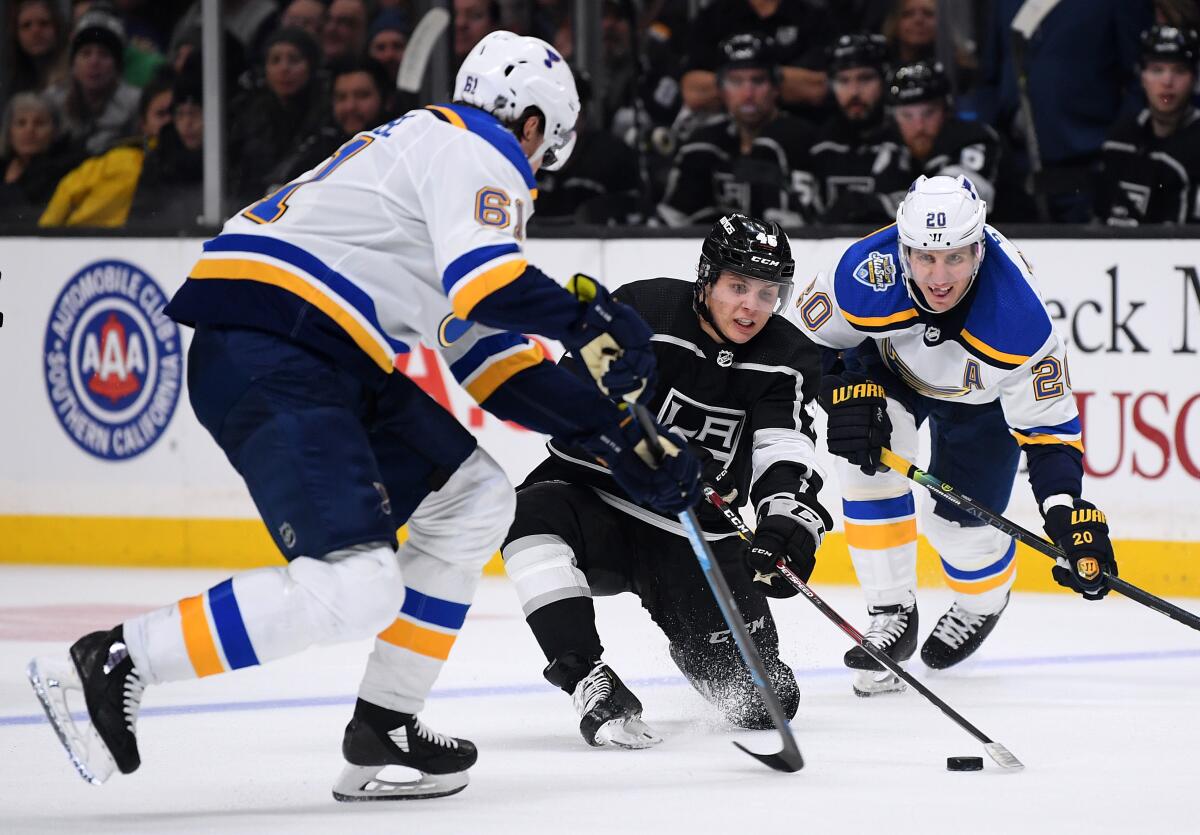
[746,496,831,599]
[689,442,738,504]
[582,408,701,514]
[564,274,657,402]
[819,376,892,475]
[1043,499,1117,601]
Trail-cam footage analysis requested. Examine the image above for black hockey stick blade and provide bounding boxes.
[733,740,804,773]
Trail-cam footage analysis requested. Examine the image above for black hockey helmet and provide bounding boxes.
[1140,25,1200,69]
[695,214,795,325]
[887,61,951,106]
[827,33,888,75]
[717,32,780,83]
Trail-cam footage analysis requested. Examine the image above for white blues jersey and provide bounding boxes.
[790,223,1082,456]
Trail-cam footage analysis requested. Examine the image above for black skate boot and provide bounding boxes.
[332,698,477,801]
[921,594,1009,670]
[544,653,662,749]
[843,600,919,697]
[27,625,146,784]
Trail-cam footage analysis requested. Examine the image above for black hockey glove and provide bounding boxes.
[688,442,739,503]
[819,376,891,475]
[1043,499,1118,601]
[746,496,831,599]
[581,408,701,514]
[564,274,657,402]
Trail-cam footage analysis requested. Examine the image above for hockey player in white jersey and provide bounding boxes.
[792,174,1119,695]
[27,31,700,799]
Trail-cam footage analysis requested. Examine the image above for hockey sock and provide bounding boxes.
[842,492,919,608]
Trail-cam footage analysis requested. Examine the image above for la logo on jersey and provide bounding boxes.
[853,251,895,292]
[43,260,182,460]
[658,388,745,466]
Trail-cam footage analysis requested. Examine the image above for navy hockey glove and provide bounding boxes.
[582,409,701,514]
[689,442,739,503]
[563,274,657,402]
[746,497,831,599]
[1043,499,1117,601]
[819,376,891,475]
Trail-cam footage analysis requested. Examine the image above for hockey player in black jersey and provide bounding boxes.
[811,33,893,224]
[658,33,818,228]
[872,61,1002,215]
[502,214,832,747]
[1096,25,1200,226]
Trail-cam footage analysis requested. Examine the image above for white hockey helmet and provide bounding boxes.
[454,30,580,171]
[895,174,988,311]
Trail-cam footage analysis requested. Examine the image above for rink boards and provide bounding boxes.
[1,234,1198,593]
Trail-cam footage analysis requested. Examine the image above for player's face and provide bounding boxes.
[1142,60,1195,118]
[704,271,780,343]
[333,71,383,135]
[9,103,54,158]
[906,244,977,311]
[894,101,944,160]
[720,67,778,130]
[833,67,883,121]
[265,42,312,99]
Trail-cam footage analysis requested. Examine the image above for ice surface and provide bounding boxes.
[2,565,1198,835]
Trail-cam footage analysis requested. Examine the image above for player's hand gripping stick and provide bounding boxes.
[703,487,1024,771]
[629,402,805,774]
[878,449,1200,633]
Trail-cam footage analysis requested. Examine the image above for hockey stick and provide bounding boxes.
[629,402,804,773]
[879,448,1200,633]
[396,7,451,93]
[703,488,1024,770]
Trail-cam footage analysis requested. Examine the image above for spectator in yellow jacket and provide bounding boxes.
[38,70,173,227]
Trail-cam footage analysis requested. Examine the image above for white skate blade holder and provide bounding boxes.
[594,716,664,750]
[26,657,118,785]
[852,668,908,698]
[332,764,470,802]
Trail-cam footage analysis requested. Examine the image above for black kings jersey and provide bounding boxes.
[1096,108,1200,225]
[524,277,824,538]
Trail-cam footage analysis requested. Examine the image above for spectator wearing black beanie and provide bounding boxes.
[129,62,206,230]
[45,3,140,155]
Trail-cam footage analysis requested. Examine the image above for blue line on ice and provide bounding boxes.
[4,647,1198,728]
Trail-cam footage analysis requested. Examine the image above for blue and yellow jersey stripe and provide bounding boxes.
[442,243,529,321]
[378,587,470,661]
[448,331,545,403]
[1011,418,1084,452]
[188,234,409,373]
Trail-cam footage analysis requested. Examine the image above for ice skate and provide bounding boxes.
[921,594,1009,670]
[332,699,476,801]
[27,625,146,785]
[844,600,918,697]
[545,655,662,749]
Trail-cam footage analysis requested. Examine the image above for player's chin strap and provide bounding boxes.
[702,486,1024,770]
[877,448,1200,633]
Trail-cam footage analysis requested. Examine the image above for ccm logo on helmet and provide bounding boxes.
[750,255,780,266]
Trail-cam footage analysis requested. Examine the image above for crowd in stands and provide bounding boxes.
[1,0,1198,232]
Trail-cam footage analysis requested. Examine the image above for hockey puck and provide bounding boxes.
[946,756,984,771]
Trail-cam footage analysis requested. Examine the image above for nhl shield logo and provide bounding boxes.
[852,251,896,293]
[924,326,941,344]
[717,350,734,367]
[43,260,183,460]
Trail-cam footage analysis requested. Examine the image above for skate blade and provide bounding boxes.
[594,716,664,750]
[852,669,908,698]
[331,763,469,802]
[26,657,117,785]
